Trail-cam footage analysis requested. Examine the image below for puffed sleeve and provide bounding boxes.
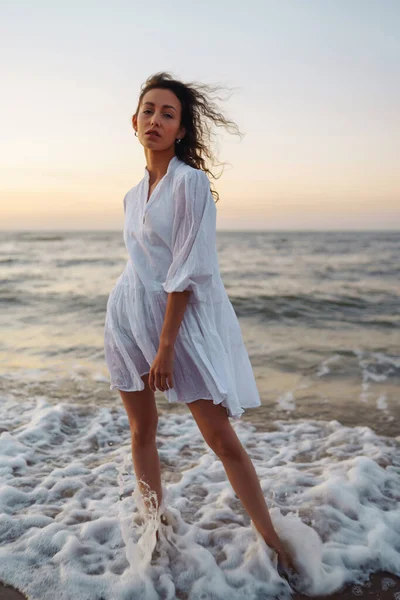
[162,168,217,302]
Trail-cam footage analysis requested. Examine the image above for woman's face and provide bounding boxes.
[133,88,185,151]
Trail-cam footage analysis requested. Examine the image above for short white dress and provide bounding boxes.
[103,155,261,419]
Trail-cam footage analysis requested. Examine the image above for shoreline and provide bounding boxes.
[2,571,399,599]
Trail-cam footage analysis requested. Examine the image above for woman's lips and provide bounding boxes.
[146,132,160,138]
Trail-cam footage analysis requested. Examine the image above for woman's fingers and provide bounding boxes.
[151,370,174,392]
[160,374,168,391]
[156,372,172,391]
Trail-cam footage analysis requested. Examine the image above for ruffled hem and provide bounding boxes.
[109,381,247,420]
[104,276,261,420]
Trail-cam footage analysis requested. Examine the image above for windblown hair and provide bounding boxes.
[133,71,244,203]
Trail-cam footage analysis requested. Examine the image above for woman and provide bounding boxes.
[104,72,297,580]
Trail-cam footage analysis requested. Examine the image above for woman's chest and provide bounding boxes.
[124,180,174,249]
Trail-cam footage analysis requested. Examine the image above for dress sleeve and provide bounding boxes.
[162,168,217,302]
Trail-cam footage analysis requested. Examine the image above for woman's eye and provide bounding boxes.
[143,109,172,118]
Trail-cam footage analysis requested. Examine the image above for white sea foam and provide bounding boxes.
[316,354,341,377]
[276,390,296,412]
[0,393,399,599]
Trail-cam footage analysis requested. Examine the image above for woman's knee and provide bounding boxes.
[131,426,157,447]
[187,398,244,460]
[206,426,244,461]
[129,407,158,445]
[188,400,243,460]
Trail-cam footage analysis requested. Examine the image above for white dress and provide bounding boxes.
[103,155,261,419]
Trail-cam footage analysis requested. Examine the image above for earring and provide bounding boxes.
[176,138,181,144]
[135,131,138,137]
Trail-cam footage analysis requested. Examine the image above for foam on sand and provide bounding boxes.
[0,393,399,599]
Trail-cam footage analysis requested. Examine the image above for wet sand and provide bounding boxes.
[293,572,400,599]
[0,584,27,600]
[2,571,400,599]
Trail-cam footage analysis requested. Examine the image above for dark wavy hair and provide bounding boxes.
[133,71,244,203]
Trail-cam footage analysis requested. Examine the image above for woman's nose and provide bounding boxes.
[150,113,162,126]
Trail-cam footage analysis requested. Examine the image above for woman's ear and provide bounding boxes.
[178,126,186,140]
[132,114,137,133]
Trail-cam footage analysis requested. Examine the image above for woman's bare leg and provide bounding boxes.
[187,399,297,571]
[119,373,162,515]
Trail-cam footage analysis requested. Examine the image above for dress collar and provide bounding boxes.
[144,155,180,180]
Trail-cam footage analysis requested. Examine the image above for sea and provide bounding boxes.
[0,230,399,599]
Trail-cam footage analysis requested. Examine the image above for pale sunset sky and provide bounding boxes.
[1,0,399,231]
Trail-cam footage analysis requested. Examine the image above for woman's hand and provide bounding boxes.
[149,343,175,392]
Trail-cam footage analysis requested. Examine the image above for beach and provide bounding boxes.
[1,572,400,599]
[0,230,398,599]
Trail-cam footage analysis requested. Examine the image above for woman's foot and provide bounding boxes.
[272,540,302,591]
[262,531,296,571]
[276,544,296,573]
[155,513,169,542]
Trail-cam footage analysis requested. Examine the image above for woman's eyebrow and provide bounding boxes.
[143,101,177,111]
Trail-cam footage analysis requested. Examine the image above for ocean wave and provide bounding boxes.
[230,292,400,326]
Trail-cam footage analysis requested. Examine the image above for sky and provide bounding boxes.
[1,0,399,231]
